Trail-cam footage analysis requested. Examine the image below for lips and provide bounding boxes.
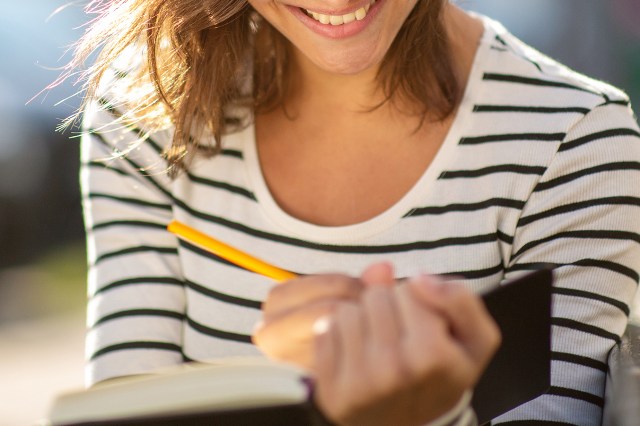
[287,0,384,39]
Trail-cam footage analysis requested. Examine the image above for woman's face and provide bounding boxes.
[248,0,419,75]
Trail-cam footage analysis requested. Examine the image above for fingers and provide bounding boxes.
[362,286,401,350]
[313,282,475,426]
[360,262,395,288]
[409,277,501,373]
[254,299,338,368]
[264,261,396,321]
[313,316,339,392]
[262,274,363,320]
[359,286,408,394]
[258,266,391,370]
[314,294,406,424]
[334,303,366,379]
[313,303,363,423]
[393,282,470,384]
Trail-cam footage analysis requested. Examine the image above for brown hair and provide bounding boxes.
[65,0,457,175]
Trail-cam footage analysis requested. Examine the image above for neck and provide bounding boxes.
[286,46,387,117]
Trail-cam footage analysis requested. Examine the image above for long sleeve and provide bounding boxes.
[494,102,640,424]
[81,99,186,387]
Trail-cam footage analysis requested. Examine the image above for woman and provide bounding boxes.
[74,0,640,425]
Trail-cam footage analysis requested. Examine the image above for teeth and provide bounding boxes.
[304,0,375,26]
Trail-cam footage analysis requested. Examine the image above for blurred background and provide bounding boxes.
[0,0,638,425]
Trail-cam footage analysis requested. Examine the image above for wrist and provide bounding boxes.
[423,391,475,426]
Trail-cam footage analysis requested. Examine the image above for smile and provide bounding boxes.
[302,0,376,26]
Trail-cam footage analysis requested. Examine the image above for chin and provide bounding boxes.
[304,44,386,76]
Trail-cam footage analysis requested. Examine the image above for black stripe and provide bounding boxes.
[512,230,640,259]
[497,230,515,245]
[87,192,172,211]
[185,172,256,201]
[506,262,557,274]
[96,98,159,147]
[107,67,129,80]
[441,263,504,280]
[85,161,130,177]
[491,35,542,72]
[551,351,608,373]
[460,132,566,145]
[180,226,505,257]
[220,149,244,159]
[95,276,184,295]
[93,309,184,327]
[508,259,638,282]
[558,128,640,152]
[517,197,640,227]
[598,99,630,108]
[490,45,508,52]
[572,259,639,282]
[140,133,163,154]
[548,386,604,408]
[90,341,182,361]
[483,73,600,95]
[92,220,167,231]
[179,240,255,271]
[440,164,546,179]
[185,279,262,310]
[95,99,246,162]
[552,317,621,344]
[473,105,590,115]
[552,287,630,316]
[407,198,525,216]
[97,96,117,112]
[193,144,244,159]
[534,162,640,192]
[186,316,253,344]
[89,131,174,200]
[494,421,578,426]
[95,246,178,264]
[93,101,152,150]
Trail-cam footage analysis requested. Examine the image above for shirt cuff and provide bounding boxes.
[423,391,476,426]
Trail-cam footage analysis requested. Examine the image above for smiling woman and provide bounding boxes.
[68,0,640,425]
[67,0,459,175]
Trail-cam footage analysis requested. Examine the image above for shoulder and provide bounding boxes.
[81,47,175,172]
[478,15,632,114]
[474,15,638,154]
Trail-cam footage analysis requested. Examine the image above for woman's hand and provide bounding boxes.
[253,262,396,369]
[313,276,501,426]
[253,273,363,369]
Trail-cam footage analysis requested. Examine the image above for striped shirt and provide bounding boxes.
[82,15,640,425]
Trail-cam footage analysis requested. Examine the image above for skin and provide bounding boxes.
[251,3,484,226]
[255,263,395,369]
[314,276,500,426]
[249,0,417,75]
[247,1,497,424]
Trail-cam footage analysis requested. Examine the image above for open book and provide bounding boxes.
[46,269,552,426]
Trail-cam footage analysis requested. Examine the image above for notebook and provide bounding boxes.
[46,268,552,426]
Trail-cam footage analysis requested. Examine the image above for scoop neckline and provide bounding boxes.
[241,17,495,244]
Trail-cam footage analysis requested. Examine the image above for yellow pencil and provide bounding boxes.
[167,220,297,282]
